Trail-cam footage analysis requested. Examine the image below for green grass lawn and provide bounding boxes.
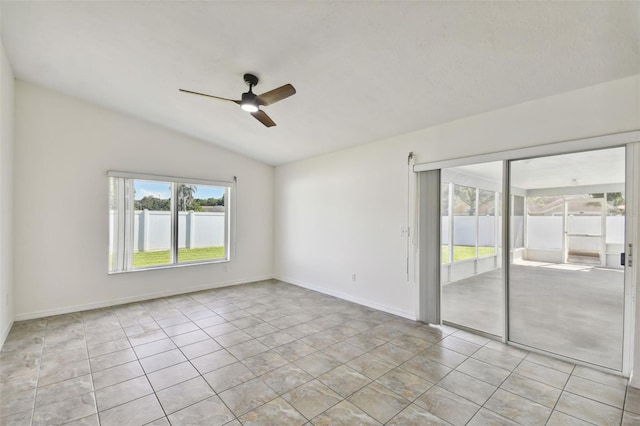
[133,246,225,268]
[441,245,496,264]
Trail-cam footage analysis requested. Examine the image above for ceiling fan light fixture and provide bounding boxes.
[240,92,259,112]
[240,102,258,113]
[180,72,296,127]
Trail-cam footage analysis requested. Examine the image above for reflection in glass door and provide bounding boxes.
[509,147,626,369]
[565,197,605,266]
[440,162,503,337]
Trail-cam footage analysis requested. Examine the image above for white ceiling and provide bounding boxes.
[1,1,638,166]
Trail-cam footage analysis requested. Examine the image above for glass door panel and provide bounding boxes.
[441,162,503,337]
[509,147,625,369]
[566,197,604,265]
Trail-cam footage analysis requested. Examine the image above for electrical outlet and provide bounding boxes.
[351,273,357,282]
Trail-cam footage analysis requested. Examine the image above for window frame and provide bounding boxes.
[108,171,235,274]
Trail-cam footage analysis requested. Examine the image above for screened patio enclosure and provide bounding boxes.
[441,167,625,285]
[439,147,627,370]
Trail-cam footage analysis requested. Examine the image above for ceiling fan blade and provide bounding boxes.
[179,89,240,104]
[256,84,296,106]
[251,110,276,127]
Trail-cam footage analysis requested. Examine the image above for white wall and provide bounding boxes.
[276,141,415,317]
[275,75,640,321]
[13,82,274,319]
[0,41,15,345]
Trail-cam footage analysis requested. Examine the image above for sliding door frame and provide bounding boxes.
[415,131,640,376]
[624,142,639,378]
[502,160,511,344]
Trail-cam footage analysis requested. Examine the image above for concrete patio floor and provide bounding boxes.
[442,262,624,370]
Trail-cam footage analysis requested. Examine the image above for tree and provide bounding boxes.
[455,186,476,215]
[453,186,496,216]
[134,196,170,211]
[177,184,197,211]
[589,192,625,215]
[198,195,225,207]
[190,200,204,212]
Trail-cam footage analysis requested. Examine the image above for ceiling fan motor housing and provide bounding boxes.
[241,74,259,111]
[244,73,259,87]
[241,91,257,103]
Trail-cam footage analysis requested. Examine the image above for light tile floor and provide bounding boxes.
[1,279,639,425]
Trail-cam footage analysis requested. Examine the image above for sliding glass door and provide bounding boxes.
[419,142,635,372]
[440,162,504,337]
[508,147,626,370]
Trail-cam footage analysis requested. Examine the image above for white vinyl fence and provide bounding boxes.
[442,216,624,249]
[527,216,625,248]
[110,210,225,252]
[441,215,625,283]
[442,217,499,247]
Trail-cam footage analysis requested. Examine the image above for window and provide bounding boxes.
[441,177,501,264]
[441,182,451,264]
[511,195,525,249]
[108,171,233,273]
[478,189,497,256]
[453,184,477,261]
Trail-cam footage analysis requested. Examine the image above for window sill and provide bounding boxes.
[108,258,230,275]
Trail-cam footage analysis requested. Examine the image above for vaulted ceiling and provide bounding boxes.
[2,1,638,165]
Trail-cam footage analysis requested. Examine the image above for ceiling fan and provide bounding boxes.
[180,73,296,127]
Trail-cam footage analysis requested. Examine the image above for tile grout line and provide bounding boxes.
[80,310,98,425]
[146,302,226,424]
[116,311,168,425]
[453,337,523,425]
[169,296,261,424]
[341,328,456,424]
[29,317,47,426]
[13,287,337,424]
[159,291,330,422]
[5,281,632,426]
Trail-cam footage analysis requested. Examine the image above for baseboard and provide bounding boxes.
[1,318,14,349]
[14,274,417,322]
[276,275,416,321]
[629,371,639,389]
[14,275,275,321]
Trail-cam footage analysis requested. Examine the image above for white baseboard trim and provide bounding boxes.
[1,318,14,349]
[14,275,275,321]
[276,275,417,321]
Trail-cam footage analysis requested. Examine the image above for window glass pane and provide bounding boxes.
[511,195,525,249]
[133,180,172,269]
[177,184,227,263]
[441,182,450,264]
[478,189,496,256]
[605,192,625,216]
[108,177,122,273]
[441,161,503,337]
[509,147,625,369]
[527,195,563,216]
[605,192,625,246]
[453,184,477,261]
